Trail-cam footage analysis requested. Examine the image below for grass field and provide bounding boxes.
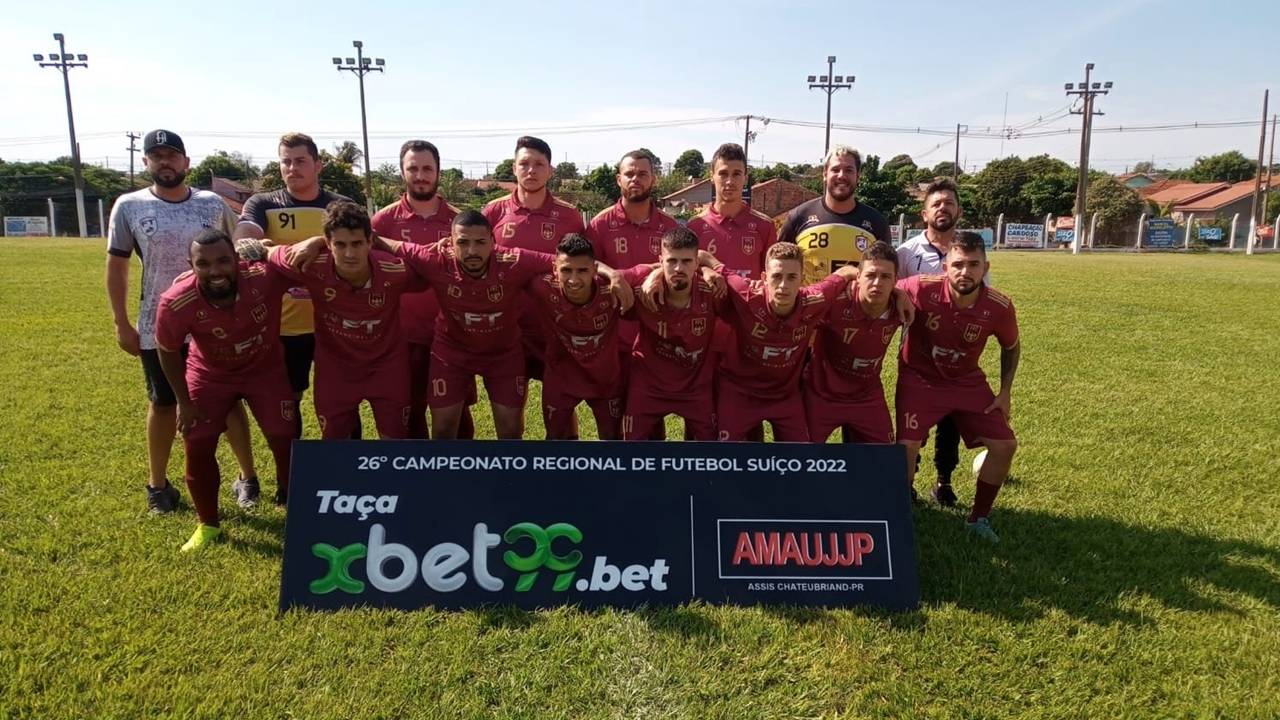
[2,239,1278,719]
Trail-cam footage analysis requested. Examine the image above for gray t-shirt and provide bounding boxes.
[107,188,237,349]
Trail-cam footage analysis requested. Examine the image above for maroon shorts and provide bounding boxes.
[804,385,893,444]
[623,388,716,441]
[895,373,1015,448]
[430,347,526,410]
[716,379,809,442]
[186,366,295,441]
[314,353,411,440]
[544,392,623,440]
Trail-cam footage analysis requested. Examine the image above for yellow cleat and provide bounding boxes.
[180,523,223,553]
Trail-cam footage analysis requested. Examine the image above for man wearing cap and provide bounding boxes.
[106,129,259,515]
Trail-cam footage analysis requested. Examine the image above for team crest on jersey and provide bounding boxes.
[807,215,820,225]
[963,323,982,343]
[502,223,517,239]
[447,284,462,298]
[487,285,503,303]
[138,216,157,238]
[747,221,757,230]
[251,303,268,324]
[368,293,386,309]
[856,236,869,252]
[541,222,556,242]
[882,325,896,343]
[196,310,208,320]
[280,401,295,422]
[211,327,226,339]
[741,235,757,256]
[593,313,609,330]
[649,235,661,256]
[793,326,808,343]
[691,318,707,336]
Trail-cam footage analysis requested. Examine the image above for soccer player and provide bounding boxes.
[586,149,680,269]
[778,144,891,284]
[267,201,413,439]
[154,229,295,552]
[895,177,977,506]
[622,227,724,441]
[482,136,586,381]
[707,242,858,442]
[369,139,475,440]
[805,241,904,444]
[529,234,628,440]
[106,128,257,514]
[895,232,1020,543]
[687,143,778,278]
[234,133,351,464]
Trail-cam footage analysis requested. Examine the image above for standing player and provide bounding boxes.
[895,178,973,506]
[805,241,903,444]
[267,202,413,439]
[779,145,890,284]
[708,242,856,442]
[622,228,724,441]
[687,143,777,278]
[482,136,586,382]
[369,139,475,439]
[154,230,295,552]
[106,128,257,514]
[895,232,1020,542]
[529,234,628,440]
[586,149,680,269]
[234,133,351,465]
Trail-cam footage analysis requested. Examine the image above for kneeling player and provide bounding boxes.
[268,201,413,439]
[154,230,295,552]
[805,241,903,443]
[530,234,629,439]
[895,232,1020,542]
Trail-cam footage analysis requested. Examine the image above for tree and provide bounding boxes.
[186,150,258,189]
[930,161,963,179]
[635,148,662,172]
[492,159,515,182]
[673,149,706,180]
[1085,175,1142,244]
[1184,151,1255,183]
[966,156,1031,225]
[750,163,793,184]
[554,161,580,180]
[883,154,916,174]
[259,151,365,205]
[581,163,621,203]
[1018,155,1076,219]
[855,155,914,219]
[1132,160,1156,174]
[331,141,363,166]
[0,158,132,235]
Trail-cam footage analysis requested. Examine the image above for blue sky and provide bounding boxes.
[3,0,1276,177]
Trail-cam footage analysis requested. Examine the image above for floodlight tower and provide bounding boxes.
[33,33,89,237]
[333,41,385,210]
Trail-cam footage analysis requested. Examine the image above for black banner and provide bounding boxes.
[280,441,918,612]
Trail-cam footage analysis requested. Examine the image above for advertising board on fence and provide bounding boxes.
[1197,226,1223,243]
[1145,218,1177,249]
[280,441,920,613]
[1003,223,1044,249]
[3,217,50,237]
[1054,216,1075,245]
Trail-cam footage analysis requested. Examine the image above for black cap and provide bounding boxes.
[143,129,185,155]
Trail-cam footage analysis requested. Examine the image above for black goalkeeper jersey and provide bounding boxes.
[778,197,891,284]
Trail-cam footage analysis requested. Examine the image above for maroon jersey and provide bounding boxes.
[396,243,553,361]
[897,274,1018,386]
[528,274,621,398]
[687,204,778,278]
[808,285,902,402]
[370,195,458,346]
[155,262,289,380]
[717,272,847,399]
[585,200,680,269]
[625,266,722,399]
[267,248,413,368]
[482,192,585,254]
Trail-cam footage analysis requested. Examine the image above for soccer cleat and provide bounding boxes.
[232,475,260,509]
[273,487,288,507]
[180,523,222,553]
[147,481,181,514]
[932,482,958,508]
[965,516,1000,544]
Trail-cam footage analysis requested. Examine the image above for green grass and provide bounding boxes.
[2,239,1278,719]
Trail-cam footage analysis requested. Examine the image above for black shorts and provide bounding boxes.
[140,345,188,407]
[281,333,315,393]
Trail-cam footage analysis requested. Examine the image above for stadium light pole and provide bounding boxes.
[33,33,89,237]
[807,56,853,157]
[1065,64,1112,247]
[334,41,384,212]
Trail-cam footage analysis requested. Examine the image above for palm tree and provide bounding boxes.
[331,141,363,166]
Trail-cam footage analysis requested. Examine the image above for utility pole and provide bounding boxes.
[1264,114,1277,226]
[953,124,968,181]
[125,132,140,187]
[1249,90,1269,239]
[741,115,767,202]
[1065,64,1113,240]
[806,56,853,157]
[34,33,89,237]
[333,41,385,212]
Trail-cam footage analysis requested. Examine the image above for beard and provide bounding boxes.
[408,186,437,202]
[201,278,236,300]
[827,182,853,202]
[669,278,690,292]
[951,278,980,296]
[929,214,956,232]
[154,169,187,189]
[624,187,652,203]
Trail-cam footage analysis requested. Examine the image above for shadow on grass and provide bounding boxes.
[913,504,1280,626]
[228,510,287,559]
